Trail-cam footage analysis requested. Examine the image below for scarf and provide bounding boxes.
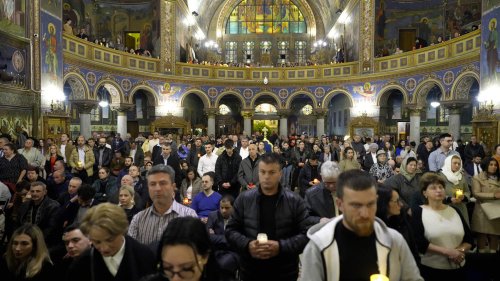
[400,157,416,181]
[441,154,463,185]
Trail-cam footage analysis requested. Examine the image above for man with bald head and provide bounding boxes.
[58,177,82,206]
[47,169,69,200]
[108,174,145,209]
[238,143,260,191]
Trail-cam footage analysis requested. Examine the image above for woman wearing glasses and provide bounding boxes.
[68,203,156,281]
[141,217,217,281]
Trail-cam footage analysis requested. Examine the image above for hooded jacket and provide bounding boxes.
[300,216,423,281]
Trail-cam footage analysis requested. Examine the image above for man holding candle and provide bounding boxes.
[226,153,312,281]
[299,154,321,197]
[300,169,423,281]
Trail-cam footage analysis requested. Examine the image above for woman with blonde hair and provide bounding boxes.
[44,144,63,176]
[119,185,140,222]
[1,224,54,280]
[68,203,155,281]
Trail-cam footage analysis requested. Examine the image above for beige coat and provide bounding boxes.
[471,172,500,235]
[69,145,95,177]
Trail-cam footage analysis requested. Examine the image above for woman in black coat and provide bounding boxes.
[67,203,155,281]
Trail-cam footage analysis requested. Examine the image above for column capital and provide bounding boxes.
[204,108,218,118]
[440,101,469,113]
[407,106,424,116]
[241,110,254,119]
[110,103,134,112]
[71,100,98,114]
[277,109,292,118]
[313,108,328,118]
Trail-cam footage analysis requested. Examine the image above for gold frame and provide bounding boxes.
[348,114,379,138]
[150,114,191,135]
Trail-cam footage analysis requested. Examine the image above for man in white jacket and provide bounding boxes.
[300,169,422,281]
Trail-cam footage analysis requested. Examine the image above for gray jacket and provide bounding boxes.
[237,156,260,190]
[300,216,423,281]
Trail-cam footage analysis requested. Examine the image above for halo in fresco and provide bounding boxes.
[443,71,454,85]
[121,79,132,91]
[208,88,218,98]
[278,89,289,99]
[86,72,97,86]
[12,50,24,73]
[243,89,254,99]
[405,78,417,91]
[314,87,325,98]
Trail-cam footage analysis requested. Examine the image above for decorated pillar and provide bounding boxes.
[205,108,217,136]
[160,0,176,73]
[241,110,254,136]
[277,109,291,137]
[359,0,375,73]
[111,104,134,138]
[314,108,328,137]
[408,107,423,144]
[73,101,97,139]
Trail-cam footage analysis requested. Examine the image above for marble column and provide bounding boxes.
[277,109,291,137]
[314,108,328,137]
[448,108,462,141]
[111,104,134,137]
[205,108,217,136]
[408,108,422,144]
[72,101,97,139]
[241,111,253,136]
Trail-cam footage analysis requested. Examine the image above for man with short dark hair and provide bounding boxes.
[18,181,60,245]
[464,135,485,163]
[226,153,312,281]
[428,133,459,172]
[298,154,320,197]
[197,142,218,177]
[300,169,422,281]
[128,165,197,248]
[52,224,92,277]
[152,143,182,188]
[215,139,242,198]
[207,195,239,281]
[192,172,222,221]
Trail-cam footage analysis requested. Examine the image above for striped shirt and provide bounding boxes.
[128,200,197,246]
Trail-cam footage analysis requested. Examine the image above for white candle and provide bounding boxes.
[257,233,268,243]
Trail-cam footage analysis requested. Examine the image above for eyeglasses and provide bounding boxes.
[162,266,195,279]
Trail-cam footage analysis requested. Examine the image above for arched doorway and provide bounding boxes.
[216,94,243,136]
[85,85,114,136]
[420,85,445,138]
[129,89,156,137]
[253,94,279,137]
[327,93,352,136]
[183,93,207,136]
[379,89,406,140]
[288,93,316,136]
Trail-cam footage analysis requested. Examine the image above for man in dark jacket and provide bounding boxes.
[464,135,485,163]
[207,195,239,281]
[95,137,113,170]
[187,137,205,168]
[238,144,260,191]
[152,143,182,188]
[226,153,312,281]
[298,154,320,197]
[215,139,242,198]
[18,181,61,246]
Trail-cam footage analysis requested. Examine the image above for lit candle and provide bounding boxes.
[313,178,320,184]
[77,161,83,168]
[257,233,268,243]
[183,197,189,205]
[370,274,389,281]
[455,189,463,198]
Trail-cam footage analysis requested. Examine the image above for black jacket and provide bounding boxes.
[225,186,312,280]
[187,146,205,169]
[18,197,61,246]
[298,163,320,192]
[207,210,239,272]
[67,235,156,281]
[94,146,113,168]
[215,151,242,197]
[152,153,182,187]
[304,183,337,224]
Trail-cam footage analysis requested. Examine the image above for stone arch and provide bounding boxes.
[285,90,317,109]
[179,89,211,108]
[450,70,480,101]
[322,89,354,109]
[250,91,282,109]
[216,0,317,39]
[412,78,446,106]
[376,84,409,106]
[215,91,246,109]
[63,72,90,100]
[93,79,125,104]
[129,84,159,106]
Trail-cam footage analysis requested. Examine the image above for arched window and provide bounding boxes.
[226,0,307,35]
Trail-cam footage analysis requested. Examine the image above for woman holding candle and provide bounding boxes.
[412,173,473,281]
[471,157,500,253]
[438,154,471,225]
[180,167,202,204]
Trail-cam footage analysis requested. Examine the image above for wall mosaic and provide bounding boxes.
[0,0,26,38]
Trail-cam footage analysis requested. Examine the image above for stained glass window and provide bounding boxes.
[226,0,307,34]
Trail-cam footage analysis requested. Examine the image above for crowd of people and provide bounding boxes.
[0,129,498,280]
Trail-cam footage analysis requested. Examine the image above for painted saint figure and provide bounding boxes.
[484,18,499,82]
